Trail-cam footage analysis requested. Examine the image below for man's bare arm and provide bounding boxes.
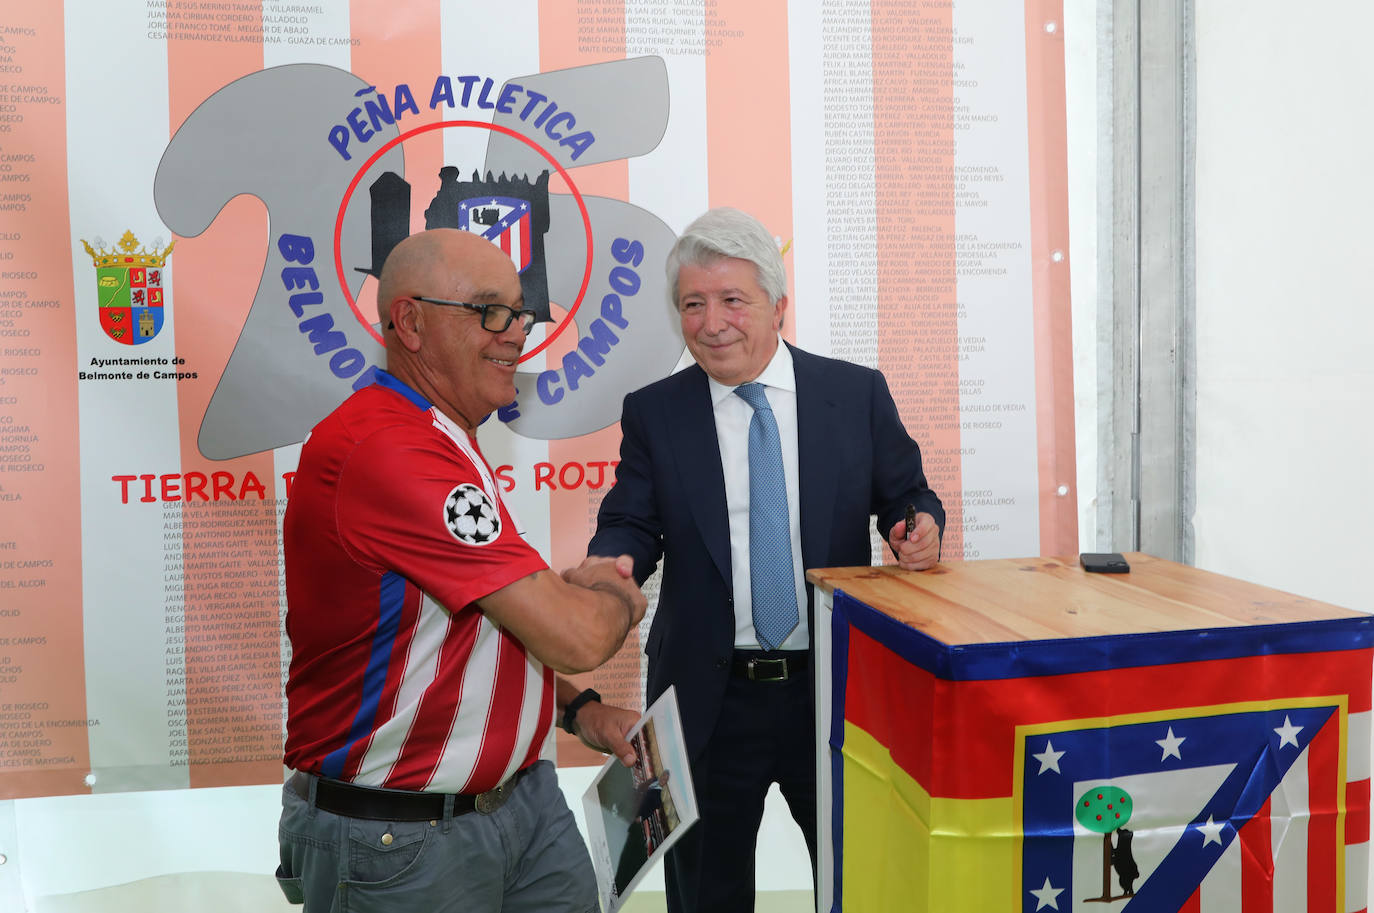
[478,554,645,674]
[555,676,639,767]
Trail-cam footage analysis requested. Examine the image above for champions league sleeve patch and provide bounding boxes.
[443,484,501,546]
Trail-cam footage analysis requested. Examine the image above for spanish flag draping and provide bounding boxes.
[829,590,1374,912]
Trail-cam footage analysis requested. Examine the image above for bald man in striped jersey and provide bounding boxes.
[276,228,645,913]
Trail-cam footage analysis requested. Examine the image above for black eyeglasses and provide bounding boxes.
[413,296,537,334]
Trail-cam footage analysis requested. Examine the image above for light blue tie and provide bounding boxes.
[734,383,799,651]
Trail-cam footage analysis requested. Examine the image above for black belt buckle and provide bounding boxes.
[746,657,789,682]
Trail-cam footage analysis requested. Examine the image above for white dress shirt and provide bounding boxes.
[706,341,809,651]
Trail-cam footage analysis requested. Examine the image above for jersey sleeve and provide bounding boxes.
[333,422,547,613]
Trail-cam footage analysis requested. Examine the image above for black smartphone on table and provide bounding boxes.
[1080,552,1130,573]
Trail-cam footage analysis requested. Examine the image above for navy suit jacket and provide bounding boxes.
[588,344,944,761]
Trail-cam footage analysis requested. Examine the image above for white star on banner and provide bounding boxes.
[1156,726,1186,761]
[1032,740,1065,774]
[1197,814,1225,846]
[1274,715,1303,748]
[1029,876,1064,910]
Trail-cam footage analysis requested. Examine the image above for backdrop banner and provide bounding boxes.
[0,0,1074,798]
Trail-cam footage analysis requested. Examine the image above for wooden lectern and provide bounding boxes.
[809,553,1373,913]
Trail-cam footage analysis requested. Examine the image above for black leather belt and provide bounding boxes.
[288,766,531,821]
[732,651,807,682]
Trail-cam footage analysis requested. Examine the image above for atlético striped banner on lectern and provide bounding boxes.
[830,590,1374,913]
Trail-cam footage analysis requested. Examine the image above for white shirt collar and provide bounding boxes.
[706,338,795,406]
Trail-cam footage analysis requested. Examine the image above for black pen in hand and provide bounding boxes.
[904,503,916,540]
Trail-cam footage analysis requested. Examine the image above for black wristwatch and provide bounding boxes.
[562,688,601,734]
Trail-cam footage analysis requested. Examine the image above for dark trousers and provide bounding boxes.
[665,667,818,913]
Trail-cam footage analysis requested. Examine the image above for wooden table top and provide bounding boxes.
[806,553,1366,646]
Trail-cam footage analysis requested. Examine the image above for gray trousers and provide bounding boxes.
[276,760,598,913]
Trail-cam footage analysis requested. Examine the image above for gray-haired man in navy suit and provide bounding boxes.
[566,207,944,913]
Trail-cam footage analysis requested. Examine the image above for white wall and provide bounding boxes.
[1192,2,1374,613]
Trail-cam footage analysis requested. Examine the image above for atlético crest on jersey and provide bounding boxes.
[81,231,175,345]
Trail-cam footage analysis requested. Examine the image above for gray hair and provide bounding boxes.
[665,207,787,305]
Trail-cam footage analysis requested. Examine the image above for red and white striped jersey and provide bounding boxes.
[282,371,552,793]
